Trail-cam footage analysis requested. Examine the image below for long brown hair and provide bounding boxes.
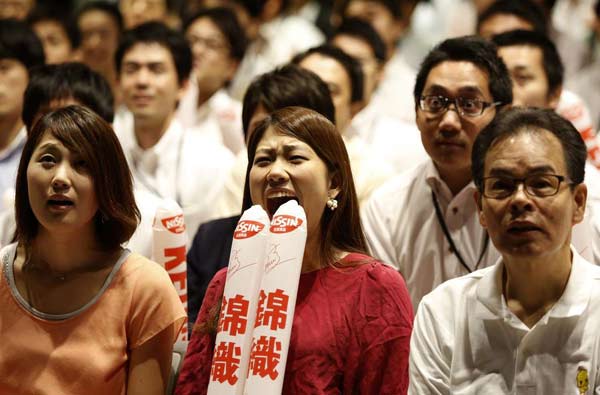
[242,106,369,266]
[14,105,140,250]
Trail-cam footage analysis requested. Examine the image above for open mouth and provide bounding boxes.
[48,199,74,208]
[266,196,299,218]
[507,224,541,234]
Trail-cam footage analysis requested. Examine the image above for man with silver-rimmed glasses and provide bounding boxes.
[410,107,600,394]
[362,35,512,310]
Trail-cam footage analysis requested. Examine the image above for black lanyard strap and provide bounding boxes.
[431,190,489,273]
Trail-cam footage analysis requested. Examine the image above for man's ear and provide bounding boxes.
[547,84,562,110]
[351,100,364,117]
[474,190,487,228]
[572,183,587,225]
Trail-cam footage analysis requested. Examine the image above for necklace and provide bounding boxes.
[431,190,489,273]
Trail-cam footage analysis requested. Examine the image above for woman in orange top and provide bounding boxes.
[0,105,185,394]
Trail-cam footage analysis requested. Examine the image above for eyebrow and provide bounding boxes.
[255,143,308,155]
[488,165,557,176]
[424,84,486,96]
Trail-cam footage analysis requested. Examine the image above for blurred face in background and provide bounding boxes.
[331,33,382,103]
[185,16,238,97]
[31,19,75,64]
[344,0,404,53]
[299,53,355,134]
[120,0,168,29]
[0,0,34,20]
[78,9,121,74]
[497,44,560,109]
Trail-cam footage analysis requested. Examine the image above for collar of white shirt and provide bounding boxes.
[0,126,26,162]
[474,249,595,325]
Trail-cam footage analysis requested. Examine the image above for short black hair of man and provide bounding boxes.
[292,44,364,105]
[76,1,124,32]
[241,64,335,138]
[115,21,192,85]
[0,18,45,70]
[332,17,387,62]
[478,0,547,35]
[183,7,248,61]
[226,0,290,18]
[492,29,564,98]
[472,107,586,191]
[27,5,81,49]
[342,0,402,19]
[22,62,115,133]
[413,35,513,109]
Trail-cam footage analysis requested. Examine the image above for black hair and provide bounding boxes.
[595,0,600,18]
[183,7,248,61]
[226,0,290,17]
[414,35,513,108]
[241,64,335,138]
[478,0,547,35]
[0,18,45,70]
[291,44,364,104]
[76,1,124,32]
[26,5,81,49]
[115,21,192,85]
[472,107,586,190]
[332,17,387,62]
[22,62,114,132]
[492,29,563,96]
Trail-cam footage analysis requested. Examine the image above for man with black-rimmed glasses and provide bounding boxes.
[410,107,600,394]
[361,36,512,310]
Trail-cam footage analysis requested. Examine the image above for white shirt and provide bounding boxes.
[114,112,235,240]
[361,160,500,309]
[349,107,428,174]
[0,126,25,213]
[368,53,416,124]
[409,250,600,395]
[176,83,244,155]
[228,15,324,100]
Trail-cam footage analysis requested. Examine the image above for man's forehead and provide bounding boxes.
[122,42,174,64]
[498,44,543,65]
[485,129,566,172]
[423,60,491,96]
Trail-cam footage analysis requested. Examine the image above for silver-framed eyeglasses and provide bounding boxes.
[419,95,502,117]
[481,174,572,199]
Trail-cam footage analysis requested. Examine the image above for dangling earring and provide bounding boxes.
[326,197,338,211]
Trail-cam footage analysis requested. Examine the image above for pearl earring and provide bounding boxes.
[326,197,338,211]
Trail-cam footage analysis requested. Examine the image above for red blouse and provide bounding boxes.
[176,253,413,394]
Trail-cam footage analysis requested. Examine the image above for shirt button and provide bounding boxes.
[452,207,458,214]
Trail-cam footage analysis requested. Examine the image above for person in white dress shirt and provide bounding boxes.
[0,20,45,213]
[177,6,247,154]
[362,36,513,309]
[114,22,234,241]
[410,107,600,395]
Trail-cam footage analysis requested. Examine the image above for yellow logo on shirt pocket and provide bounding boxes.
[577,367,589,394]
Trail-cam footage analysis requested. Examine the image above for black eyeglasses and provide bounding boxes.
[419,95,502,117]
[481,174,571,199]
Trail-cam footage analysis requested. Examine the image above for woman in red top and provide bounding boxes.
[176,106,413,394]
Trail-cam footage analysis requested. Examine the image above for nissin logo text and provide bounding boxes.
[234,220,265,239]
[270,215,303,233]
[161,214,186,234]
